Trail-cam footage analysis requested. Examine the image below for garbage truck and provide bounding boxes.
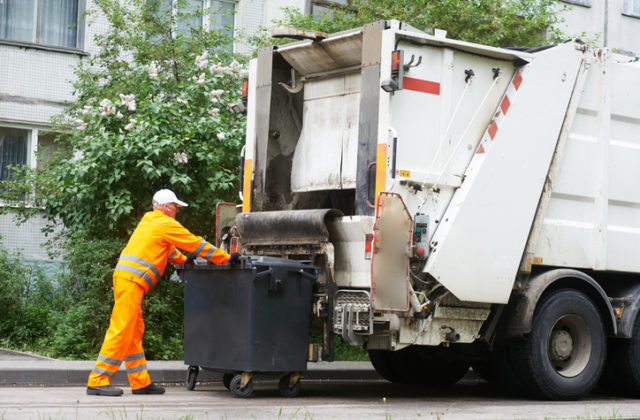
[216,20,640,400]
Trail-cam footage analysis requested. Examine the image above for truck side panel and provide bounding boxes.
[424,43,585,304]
[533,56,640,272]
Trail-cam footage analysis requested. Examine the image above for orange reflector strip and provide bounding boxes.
[241,79,249,99]
[242,158,252,213]
[375,143,387,203]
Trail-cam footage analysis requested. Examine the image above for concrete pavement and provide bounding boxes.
[0,348,381,387]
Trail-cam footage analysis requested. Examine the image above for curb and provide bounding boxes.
[0,360,381,387]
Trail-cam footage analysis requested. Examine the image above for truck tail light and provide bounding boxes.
[230,236,239,254]
[364,233,374,260]
[392,50,401,73]
[382,50,404,92]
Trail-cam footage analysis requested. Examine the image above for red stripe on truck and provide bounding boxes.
[488,122,498,140]
[500,95,511,115]
[403,77,441,95]
[512,72,523,90]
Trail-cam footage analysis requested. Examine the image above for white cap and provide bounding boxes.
[153,189,188,207]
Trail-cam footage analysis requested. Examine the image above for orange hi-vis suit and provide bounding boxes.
[87,209,230,390]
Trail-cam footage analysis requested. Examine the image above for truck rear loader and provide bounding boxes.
[217,20,640,400]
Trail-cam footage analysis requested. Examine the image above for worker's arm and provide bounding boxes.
[167,246,187,265]
[165,220,230,265]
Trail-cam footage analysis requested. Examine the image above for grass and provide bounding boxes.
[308,333,369,361]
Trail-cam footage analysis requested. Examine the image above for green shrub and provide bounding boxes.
[0,242,54,351]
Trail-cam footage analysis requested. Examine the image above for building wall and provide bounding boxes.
[557,0,640,56]
[235,0,306,54]
[0,1,110,261]
[0,0,302,262]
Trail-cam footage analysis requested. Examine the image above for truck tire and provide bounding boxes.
[476,343,526,396]
[399,346,470,386]
[369,346,469,386]
[600,313,640,397]
[367,350,405,383]
[510,289,606,400]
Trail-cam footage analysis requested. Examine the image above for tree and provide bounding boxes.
[270,0,565,48]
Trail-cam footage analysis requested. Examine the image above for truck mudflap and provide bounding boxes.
[235,209,343,245]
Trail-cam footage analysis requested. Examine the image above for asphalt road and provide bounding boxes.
[1,379,639,420]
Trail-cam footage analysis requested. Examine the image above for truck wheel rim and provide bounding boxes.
[547,314,591,378]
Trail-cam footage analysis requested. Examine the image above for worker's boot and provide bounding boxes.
[86,385,124,396]
[132,382,165,395]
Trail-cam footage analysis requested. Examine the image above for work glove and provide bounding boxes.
[229,252,241,265]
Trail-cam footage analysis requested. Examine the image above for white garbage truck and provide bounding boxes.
[217,20,640,400]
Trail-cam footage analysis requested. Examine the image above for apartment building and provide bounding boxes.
[557,0,640,56]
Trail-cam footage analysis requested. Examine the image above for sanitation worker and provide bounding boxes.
[87,189,240,396]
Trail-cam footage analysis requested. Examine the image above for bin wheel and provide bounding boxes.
[222,373,233,390]
[229,374,254,398]
[278,374,301,398]
[186,366,199,391]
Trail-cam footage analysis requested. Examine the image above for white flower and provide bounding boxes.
[197,73,206,86]
[217,132,225,141]
[124,118,137,131]
[81,105,92,115]
[75,119,86,131]
[237,69,249,78]
[116,111,124,119]
[176,98,188,104]
[99,99,115,116]
[195,51,209,70]
[210,88,224,103]
[120,93,136,111]
[209,63,231,74]
[230,60,241,71]
[208,108,219,118]
[173,152,188,164]
[146,61,160,79]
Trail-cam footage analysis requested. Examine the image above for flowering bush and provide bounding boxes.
[30,0,248,240]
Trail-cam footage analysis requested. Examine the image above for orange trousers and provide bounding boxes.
[87,275,151,390]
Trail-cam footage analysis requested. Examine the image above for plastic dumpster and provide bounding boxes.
[179,256,318,397]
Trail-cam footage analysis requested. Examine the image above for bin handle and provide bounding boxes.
[255,268,284,293]
[255,267,272,279]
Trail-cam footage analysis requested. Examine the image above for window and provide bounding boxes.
[36,133,68,170]
[0,127,28,182]
[310,0,352,19]
[623,0,640,17]
[209,0,235,38]
[150,0,235,39]
[0,0,81,48]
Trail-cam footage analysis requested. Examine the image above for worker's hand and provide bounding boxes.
[229,252,241,265]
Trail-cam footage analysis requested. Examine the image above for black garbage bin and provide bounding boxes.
[180,256,318,397]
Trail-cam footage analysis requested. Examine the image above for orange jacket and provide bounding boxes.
[114,209,230,293]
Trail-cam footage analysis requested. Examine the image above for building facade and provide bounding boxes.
[0,1,109,268]
[0,0,304,267]
[557,0,640,56]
